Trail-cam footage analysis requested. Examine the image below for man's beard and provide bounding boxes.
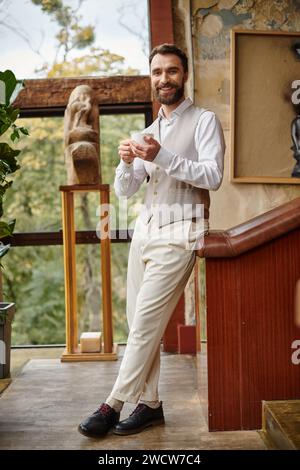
[153,81,185,105]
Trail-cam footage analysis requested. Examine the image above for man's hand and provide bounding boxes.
[118,139,136,164]
[130,135,161,162]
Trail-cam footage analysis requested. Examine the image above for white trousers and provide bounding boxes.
[109,215,208,404]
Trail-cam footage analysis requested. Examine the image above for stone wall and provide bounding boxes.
[173,0,300,230]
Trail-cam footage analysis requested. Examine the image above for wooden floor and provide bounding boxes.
[0,347,266,450]
[262,400,300,449]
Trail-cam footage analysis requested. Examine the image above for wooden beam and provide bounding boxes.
[13,76,151,109]
[2,230,134,246]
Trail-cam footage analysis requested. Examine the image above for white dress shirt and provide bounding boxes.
[114,97,225,198]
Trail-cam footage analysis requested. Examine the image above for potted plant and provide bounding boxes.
[0,70,28,379]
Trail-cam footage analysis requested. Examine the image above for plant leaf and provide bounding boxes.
[0,106,11,136]
[0,143,21,173]
[7,106,20,123]
[10,129,20,142]
[0,220,15,239]
[19,127,29,135]
[0,243,10,258]
[0,70,24,105]
[0,70,17,106]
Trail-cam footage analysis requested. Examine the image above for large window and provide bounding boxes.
[3,112,147,345]
[1,0,152,346]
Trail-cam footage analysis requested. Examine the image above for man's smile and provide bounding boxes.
[158,85,177,93]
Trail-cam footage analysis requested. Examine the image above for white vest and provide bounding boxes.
[138,104,210,227]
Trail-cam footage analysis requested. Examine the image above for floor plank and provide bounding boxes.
[0,349,266,450]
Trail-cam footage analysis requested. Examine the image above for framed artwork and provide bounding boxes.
[230,28,300,184]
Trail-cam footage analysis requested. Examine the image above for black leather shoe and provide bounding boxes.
[113,402,165,436]
[78,403,120,438]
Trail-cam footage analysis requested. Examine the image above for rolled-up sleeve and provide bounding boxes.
[152,111,225,191]
[114,157,148,198]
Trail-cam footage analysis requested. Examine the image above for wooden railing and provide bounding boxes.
[196,197,300,431]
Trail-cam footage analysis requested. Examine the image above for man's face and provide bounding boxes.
[150,53,188,105]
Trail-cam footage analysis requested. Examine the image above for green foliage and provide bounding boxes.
[7,245,66,345]
[46,47,139,78]
[31,0,63,14]
[0,70,28,256]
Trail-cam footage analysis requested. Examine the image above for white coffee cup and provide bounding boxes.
[130,131,154,145]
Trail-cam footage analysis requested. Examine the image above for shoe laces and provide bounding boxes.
[98,403,114,416]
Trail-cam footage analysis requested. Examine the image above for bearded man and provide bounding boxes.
[79,43,226,438]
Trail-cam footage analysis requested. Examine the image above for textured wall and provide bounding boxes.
[173,0,300,229]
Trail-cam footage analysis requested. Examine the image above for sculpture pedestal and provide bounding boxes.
[60,184,117,362]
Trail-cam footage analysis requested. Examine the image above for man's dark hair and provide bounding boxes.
[149,44,188,73]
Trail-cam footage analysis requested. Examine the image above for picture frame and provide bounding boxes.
[230,28,300,184]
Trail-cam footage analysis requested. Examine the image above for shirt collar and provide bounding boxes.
[158,97,193,120]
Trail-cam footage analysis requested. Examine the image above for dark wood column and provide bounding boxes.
[149,0,174,46]
[148,0,187,353]
[148,0,174,119]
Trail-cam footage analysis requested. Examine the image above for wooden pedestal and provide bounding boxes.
[61,343,118,362]
[60,184,117,362]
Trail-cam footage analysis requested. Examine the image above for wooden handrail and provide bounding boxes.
[197,197,300,258]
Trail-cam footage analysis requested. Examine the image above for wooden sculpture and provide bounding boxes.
[64,84,101,185]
